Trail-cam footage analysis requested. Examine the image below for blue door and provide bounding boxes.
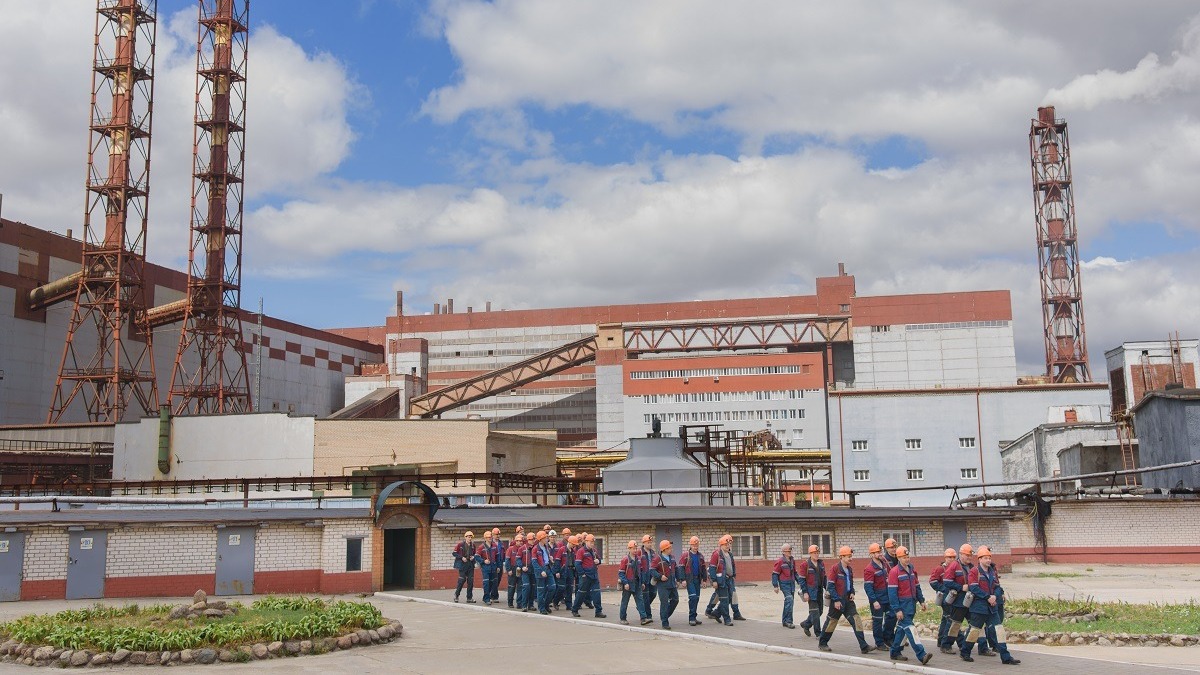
[216,527,256,595]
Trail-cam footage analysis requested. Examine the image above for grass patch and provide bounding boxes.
[917,597,1200,636]
[0,596,384,653]
[1031,572,1085,579]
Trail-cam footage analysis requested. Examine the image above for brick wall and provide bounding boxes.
[1010,499,1200,562]
[23,528,67,581]
[322,519,374,574]
[255,524,321,572]
[106,527,216,577]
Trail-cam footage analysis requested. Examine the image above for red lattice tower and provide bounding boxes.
[169,0,252,414]
[49,0,160,423]
[1029,106,1091,383]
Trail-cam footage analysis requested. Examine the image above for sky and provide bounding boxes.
[2,1,1200,376]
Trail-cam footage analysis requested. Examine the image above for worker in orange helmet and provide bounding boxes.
[638,534,656,617]
[475,530,501,606]
[887,546,933,665]
[705,533,744,621]
[939,543,992,656]
[489,527,504,603]
[882,537,900,569]
[817,545,871,654]
[930,548,956,647]
[706,534,735,625]
[651,539,683,629]
[452,531,476,603]
[504,533,526,608]
[531,530,556,614]
[570,533,605,618]
[771,543,798,629]
[555,529,576,609]
[962,546,1019,665]
[681,535,708,626]
[799,543,827,637]
[618,540,649,625]
[864,542,894,650]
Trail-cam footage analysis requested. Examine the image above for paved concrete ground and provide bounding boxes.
[1003,563,1200,604]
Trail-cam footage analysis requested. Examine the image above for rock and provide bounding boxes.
[299,640,312,654]
[1115,640,1127,647]
[51,648,64,660]
[252,644,268,659]
[130,651,147,665]
[1074,637,1085,645]
[0,639,16,655]
[92,652,112,666]
[169,605,191,620]
[356,629,371,644]
[391,621,403,636]
[267,642,283,656]
[377,626,393,640]
[1145,640,1160,648]
[195,649,217,665]
[218,649,235,662]
[112,649,131,664]
[180,650,194,663]
[1098,637,1112,646]
[161,651,173,665]
[284,641,301,655]
[320,638,337,652]
[70,650,91,667]
[208,600,227,610]
[204,608,225,618]
[33,646,54,661]
[191,602,208,612]
[1058,634,1072,646]
[146,651,161,665]
[1172,636,1188,647]
[222,608,236,617]
[193,589,207,604]
[336,636,353,650]
[21,657,31,666]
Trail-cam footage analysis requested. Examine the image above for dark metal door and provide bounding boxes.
[66,531,107,600]
[943,522,968,552]
[0,533,25,601]
[655,524,683,551]
[216,527,256,595]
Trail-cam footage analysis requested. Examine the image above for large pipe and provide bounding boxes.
[145,298,188,328]
[157,404,171,474]
[26,271,83,311]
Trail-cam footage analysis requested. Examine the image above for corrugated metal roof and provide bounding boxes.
[432,505,1016,528]
[0,507,371,527]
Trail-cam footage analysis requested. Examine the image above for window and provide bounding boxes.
[906,469,924,481]
[852,469,870,482]
[731,534,763,558]
[905,438,922,450]
[801,533,833,556]
[792,429,804,440]
[839,304,851,313]
[961,468,979,480]
[851,440,869,451]
[882,530,913,550]
[871,325,891,333]
[959,437,976,449]
[345,538,363,572]
[490,453,506,472]
[592,537,606,563]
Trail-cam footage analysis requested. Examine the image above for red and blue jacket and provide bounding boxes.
[802,557,826,597]
[708,549,734,585]
[928,562,947,593]
[475,540,502,568]
[453,540,476,571]
[651,553,681,585]
[682,550,708,582]
[505,542,528,575]
[863,559,889,605]
[941,559,971,606]
[618,552,645,587]
[531,542,555,575]
[967,563,1003,614]
[887,562,925,607]
[574,545,600,578]
[772,555,797,587]
[827,563,856,603]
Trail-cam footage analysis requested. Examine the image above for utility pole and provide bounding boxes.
[254,296,263,411]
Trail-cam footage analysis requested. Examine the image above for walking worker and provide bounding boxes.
[490,528,504,603]
[707,534,735,626]
[505,532,526,608]
[639,534,657,617]
[652,539,682,629]
[531,530,556,614]
[556,528,574,607]
[818,545,871,654]
[453,531,477,603]
[681,536,708,626]
[705,533,744,620]
[771,543,798,629]
[940,543,983,653]
[578,532,594,609]
[864,542,894,650]
[887,546,933,665]
[799,543,826,637]
[882,538,900,569]
[930,548,956,648]
[962,546,1020,665]
[618,540,649,625]
[571,533,606,618]
[520,532,537,611]
[476,530,502,606]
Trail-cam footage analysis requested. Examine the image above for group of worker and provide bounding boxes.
[451,527,1019,666]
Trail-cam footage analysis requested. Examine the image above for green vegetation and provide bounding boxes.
[1031,572,1085,579]
[917,596,1200,636]
[0,596,384,652]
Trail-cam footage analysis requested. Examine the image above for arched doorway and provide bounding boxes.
[380,512,421,590]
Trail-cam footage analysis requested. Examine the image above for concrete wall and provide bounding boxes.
[1009,499,1200,563]
[0,423,113,445]
[830,385,1112,506]
[1056,443,1126,484]
[113,412,315,482]
[851,321,1016,390]
[1000,422,1119,482]
[1134,396,1200,489]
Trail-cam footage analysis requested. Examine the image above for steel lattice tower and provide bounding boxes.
[49,0,160,423]
[1029,106,1091,383]
[169,0,252,414]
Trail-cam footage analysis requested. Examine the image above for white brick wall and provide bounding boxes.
[254,525,320,572]
[322,520,374,573]
[106,527,216,578]
[1009,500,1194,550]
[24,528,68,581]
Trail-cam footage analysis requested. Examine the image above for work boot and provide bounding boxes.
[571,611,580,617]
[979,649,996,657]
[1003,658,1022,665]
[689,620,698,626]
[640,618,653,625]
[595,612,607,618]
[860,646,872,654]
[466,599,476,604]
[784,623,795,629]
[453,596,459,603]
[801,623,812,637]
[662,624,671,630]
[733,615,746,621]
[920,653,933,665]
[960,654,974,663]
[724,620,733,626]
[890,654,909,661]
[818,643,831,652]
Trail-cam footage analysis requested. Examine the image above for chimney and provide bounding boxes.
[837,262,845,276]
[433,302,440,315]
[467,306,473,313]
[395,290,404,317]
[486,301,492,312]
[447,298,454,314]
[1037,106,1056,125]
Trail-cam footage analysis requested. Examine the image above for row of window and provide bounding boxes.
[639,390,816,404]
[851,437,976,451]
[647,409,805,423]
[851,468,979,482]
[629,365,806,380]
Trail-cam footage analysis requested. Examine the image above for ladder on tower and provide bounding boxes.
[1115,411,1139,487]
[1169,331,1185,386]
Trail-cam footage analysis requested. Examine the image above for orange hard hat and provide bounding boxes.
[808,544,820,554]
[515,533,525,541]
[977,545,992,557]
[895,546,909,557]
[944,548,956,558]
[884,538,898,549]
[516,526,524,532]
[868,542,882,554]
[561,527,571,535]
[689,536,700,546]
[568,535,579,545]
[719,535,733,545]
[627,540,637,549]
[585,534,596,542]
[641,534,653,543]
[536,530,547,541]
[492,527,500,535]
[959,543,974,555]
[660,539,672,552]
[464,531,474,538]
[483,530,493,538]
[838,545,853,557]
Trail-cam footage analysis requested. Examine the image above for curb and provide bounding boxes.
[375,593,969,675]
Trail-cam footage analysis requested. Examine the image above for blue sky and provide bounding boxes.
[4,1,1200,374]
